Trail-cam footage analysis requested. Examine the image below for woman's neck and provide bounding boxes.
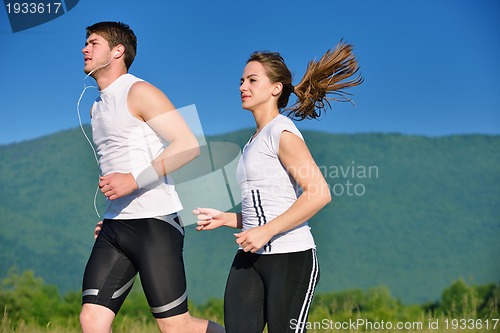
[252,108,280,132]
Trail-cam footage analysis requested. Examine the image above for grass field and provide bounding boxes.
[2,275,498,332]
[2,311,499,333]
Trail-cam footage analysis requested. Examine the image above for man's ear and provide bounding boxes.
[113,44,125,58]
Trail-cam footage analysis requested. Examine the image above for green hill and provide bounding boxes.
[0,128,499,305]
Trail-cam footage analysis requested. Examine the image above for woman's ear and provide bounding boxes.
[272,82,283,96]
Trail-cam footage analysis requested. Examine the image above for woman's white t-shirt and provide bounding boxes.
[236,115,316,254]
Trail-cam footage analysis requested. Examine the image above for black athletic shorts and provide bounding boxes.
[224,249,320,333]
[81,215,188,318]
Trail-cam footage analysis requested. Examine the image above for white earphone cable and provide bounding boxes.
[76,55,117,219]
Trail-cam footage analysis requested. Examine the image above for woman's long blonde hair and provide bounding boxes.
[247,41,364,120]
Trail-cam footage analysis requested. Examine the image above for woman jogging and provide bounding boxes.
[193,41,363,333]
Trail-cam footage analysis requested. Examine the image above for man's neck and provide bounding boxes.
[95,69,128,91]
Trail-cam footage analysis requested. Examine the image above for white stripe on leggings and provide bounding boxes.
[295,249,319,333]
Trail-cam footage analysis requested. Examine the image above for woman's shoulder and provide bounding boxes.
[268,115,302,138]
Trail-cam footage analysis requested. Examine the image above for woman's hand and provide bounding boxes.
[192,207,225,231]
[234,225,275,253]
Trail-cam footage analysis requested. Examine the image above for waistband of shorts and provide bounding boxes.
[103,212,179,223]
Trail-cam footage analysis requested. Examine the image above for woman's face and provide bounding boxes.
[240,61,278,111]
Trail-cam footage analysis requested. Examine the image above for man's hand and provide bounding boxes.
[94,221,103,240]
[99,173,138,200]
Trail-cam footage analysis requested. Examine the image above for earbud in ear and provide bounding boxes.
[113,51,119,58]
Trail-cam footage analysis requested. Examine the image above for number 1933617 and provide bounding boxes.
[5,2,62,14]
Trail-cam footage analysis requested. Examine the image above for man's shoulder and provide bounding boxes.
[123,73,144,85]
[129,80,162,99]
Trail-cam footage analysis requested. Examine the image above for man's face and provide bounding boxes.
[82,33,113,74]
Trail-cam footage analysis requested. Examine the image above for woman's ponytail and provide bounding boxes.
[288,41,364,120]
[247,41,363,121]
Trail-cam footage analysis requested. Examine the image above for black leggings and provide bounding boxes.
[81,216,188,318]
[224,249,319,333]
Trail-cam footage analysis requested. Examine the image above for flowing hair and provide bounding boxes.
[247,40,364,120]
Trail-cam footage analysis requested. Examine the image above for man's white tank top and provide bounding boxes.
[236,114,316,254]
[91,73,182,219]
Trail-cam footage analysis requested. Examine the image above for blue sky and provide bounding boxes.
[1,0,499,145]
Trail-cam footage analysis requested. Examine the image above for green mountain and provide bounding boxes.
[1,128,499,305]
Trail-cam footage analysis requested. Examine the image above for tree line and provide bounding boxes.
[1,267,498,330]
